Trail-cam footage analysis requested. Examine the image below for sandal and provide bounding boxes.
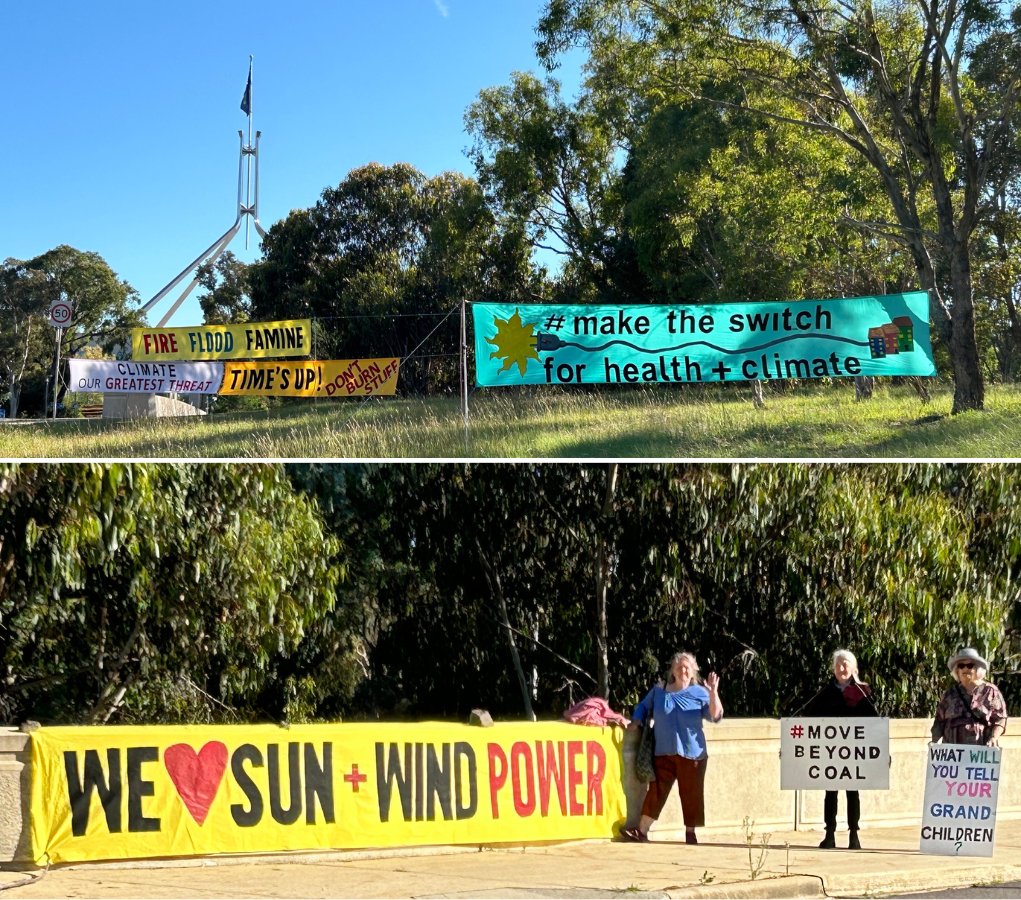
[619,826,649,843]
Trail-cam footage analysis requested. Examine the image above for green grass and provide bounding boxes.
[3,382,1021,459]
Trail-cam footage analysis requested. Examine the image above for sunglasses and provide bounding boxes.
[956,662,976,670]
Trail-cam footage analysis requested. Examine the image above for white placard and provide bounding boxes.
[920,743,1000,857]
[780,717,890,790]
[68,359,224,394]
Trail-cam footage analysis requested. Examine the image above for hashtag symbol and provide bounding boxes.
[543,314,565,331]
[789,725,804,739]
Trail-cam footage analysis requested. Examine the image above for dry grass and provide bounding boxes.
[3,382,1020,460]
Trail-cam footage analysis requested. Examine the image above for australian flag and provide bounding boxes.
[240,63,252,116]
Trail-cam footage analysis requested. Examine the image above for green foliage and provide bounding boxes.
[621,95,915,303]
[197,252,253,325]
[0,247,143,418]
[2,462,1019,724]
[0,464,342,725]
[283,462,1021,721]
[466,73,637,301]
[533,0,1021,411]
[0,260,50,418]
[246,163,542,393]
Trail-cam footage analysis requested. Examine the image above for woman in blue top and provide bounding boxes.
[621,651,724,844]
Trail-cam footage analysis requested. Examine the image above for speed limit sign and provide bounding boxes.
[48,300,73,328]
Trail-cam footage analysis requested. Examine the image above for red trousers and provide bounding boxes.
[640,754,708,828]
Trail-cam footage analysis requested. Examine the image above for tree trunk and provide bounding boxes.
[595,463,619,700]
[907,377,931,404]
[751,380,765,409]
[7,382,19,419]
[475,537,535,721]
[916,258,983,414]
[948,250,985,414]
[854,376,874,402]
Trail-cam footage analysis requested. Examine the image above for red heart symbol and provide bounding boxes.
[164,742,228,826]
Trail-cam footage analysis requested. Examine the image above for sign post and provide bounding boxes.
[47,301,73,420]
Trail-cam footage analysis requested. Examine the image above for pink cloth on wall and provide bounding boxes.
[563,696,631,727]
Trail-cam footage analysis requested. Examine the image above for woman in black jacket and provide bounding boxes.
[803,649,878,850]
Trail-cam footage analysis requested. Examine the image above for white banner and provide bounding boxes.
[68,360,223,395]
[780,718,890,790]
[920,743,1001,857]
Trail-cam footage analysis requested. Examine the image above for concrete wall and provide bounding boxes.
[0,730,31,865]
[2,721,1018,865]
[620,718,1021,839]
[101,393,205,419]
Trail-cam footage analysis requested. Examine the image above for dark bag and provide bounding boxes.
[635,713,656,782]
[955,683,992,742]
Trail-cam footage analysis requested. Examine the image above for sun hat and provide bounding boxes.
[947,647,988,672]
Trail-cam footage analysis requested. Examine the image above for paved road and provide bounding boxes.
[3,821,1021,899]
[893,883,1021,899]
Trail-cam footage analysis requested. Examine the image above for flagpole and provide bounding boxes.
[460,298,469,443]
[245,56,253,249]
[143,56,263,325]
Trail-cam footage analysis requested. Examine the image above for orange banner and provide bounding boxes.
[219,359,400,397]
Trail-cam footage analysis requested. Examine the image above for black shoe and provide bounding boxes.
[819,832,836,849]
[685,830,698,845]
[848,831,861,850]
[619,826,649,843]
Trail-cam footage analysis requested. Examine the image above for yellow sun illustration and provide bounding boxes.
[486,309,539,376]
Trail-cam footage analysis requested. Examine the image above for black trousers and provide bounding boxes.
[823,790,860,832]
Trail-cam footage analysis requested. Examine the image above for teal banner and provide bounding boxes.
[472,292,934,387]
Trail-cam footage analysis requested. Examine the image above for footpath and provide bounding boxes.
[2,819,1020,899]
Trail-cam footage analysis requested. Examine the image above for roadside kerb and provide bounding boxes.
[3,822,1021,899]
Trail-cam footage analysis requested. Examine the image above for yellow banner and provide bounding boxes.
[31,722,625,864]
[131,320,312,361]
[220,359,400,397]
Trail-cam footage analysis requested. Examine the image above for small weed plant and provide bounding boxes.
[742,816,772,881]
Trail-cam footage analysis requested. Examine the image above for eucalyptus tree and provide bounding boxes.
[288,463,1020,720]
[0,464,342,725]
[197,251,254,325]
[247,164,541,393]
[466,73,643,301]
[621,95,916,305]
[0,260,49,418]
[553,463,1017,716]
[538,0,1021,412]
[0,247,144,415]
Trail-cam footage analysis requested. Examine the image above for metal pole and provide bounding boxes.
[142,58,262,324]
[52,327,62,419]
[460,298,469,447]
[245,56,253,249]
[253,130,266,238]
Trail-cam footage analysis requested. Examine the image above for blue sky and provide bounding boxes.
[2,1,579,326]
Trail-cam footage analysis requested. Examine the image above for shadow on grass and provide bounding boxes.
[9,384,1021,459]
[858,407,1020,458]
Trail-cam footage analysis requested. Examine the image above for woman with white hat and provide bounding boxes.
[931,648,1008,747]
